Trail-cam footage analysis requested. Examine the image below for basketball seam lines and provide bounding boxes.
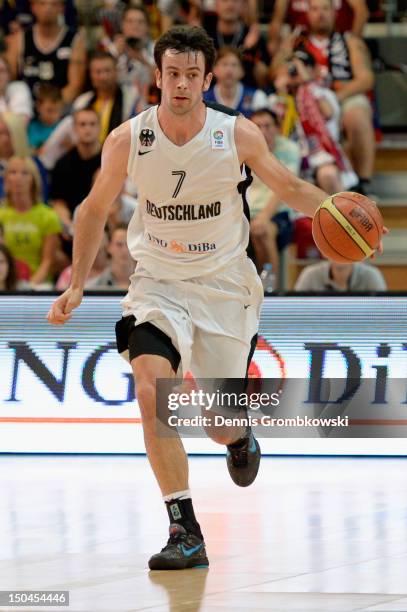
[321,199,374,257]
[323,198,374,256]
[317,212,358,262]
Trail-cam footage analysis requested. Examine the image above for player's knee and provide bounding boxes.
[136,381,157,422]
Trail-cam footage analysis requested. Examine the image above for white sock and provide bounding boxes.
[163,489,191,502]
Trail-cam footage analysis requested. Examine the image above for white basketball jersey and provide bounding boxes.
[126,104,250,280]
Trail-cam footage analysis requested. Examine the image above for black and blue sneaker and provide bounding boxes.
[226,429,261,487]
[148,524,209,570]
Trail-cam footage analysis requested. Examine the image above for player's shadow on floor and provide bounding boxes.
[148,566,209,611]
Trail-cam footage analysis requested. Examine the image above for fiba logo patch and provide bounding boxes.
[211,128,226,150]
[139,128,155,147]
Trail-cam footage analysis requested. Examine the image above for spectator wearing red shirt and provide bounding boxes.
[273,0,375,193]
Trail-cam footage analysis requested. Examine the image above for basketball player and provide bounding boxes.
[47,26,331,570]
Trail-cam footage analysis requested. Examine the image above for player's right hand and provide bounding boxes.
[46,287,83,326]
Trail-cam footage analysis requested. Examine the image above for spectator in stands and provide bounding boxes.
[50,108,101,237]
[0,156,61,286]
[158,0,202,32]
[0,221,31,280]
[203,0,270,88]
[101,5,155,102]
[28,83,64,152]
[56,226,110,290]
[108,190,138,234]
[285,50,358,193]
[0,244,19,291]
[97,0,126,43]
[268,0,369,54]
[40,51,140,169]
[0,111,30,198]
[86,223,134,290]
[80,51,141,139]
[273,0,376,194]
[0,111,49,200]
[204,47,267,116]
[294,259,387,291]
[249,108,301,280]
[5,0,86,103]
[0,55,33,122]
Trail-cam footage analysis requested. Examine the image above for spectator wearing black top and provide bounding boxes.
[50,108,101,237]
[0,0,77,36]
[203,0,270,89]
[5,0,86,103]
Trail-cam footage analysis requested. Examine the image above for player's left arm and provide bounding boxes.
[334,35,374,102]
[236,117,328,218]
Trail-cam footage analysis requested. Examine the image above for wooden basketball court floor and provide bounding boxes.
[1,454,407,612]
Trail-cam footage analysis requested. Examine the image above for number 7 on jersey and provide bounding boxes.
[171,171,186,198]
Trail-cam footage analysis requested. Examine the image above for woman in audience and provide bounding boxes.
[0,156,61,287]
[0,111,49,200]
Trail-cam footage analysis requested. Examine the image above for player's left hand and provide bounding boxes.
[47,287,83,325]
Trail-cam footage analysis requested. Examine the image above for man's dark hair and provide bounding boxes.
[250,108,279,125]
[154,26,216,76]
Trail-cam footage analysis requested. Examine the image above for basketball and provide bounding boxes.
[312,192,384,263]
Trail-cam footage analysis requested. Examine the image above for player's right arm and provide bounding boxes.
[47,121,131,325]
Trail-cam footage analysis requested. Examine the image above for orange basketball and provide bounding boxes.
[312,192,384,263]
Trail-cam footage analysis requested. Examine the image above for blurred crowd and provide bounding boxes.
[0,0,390,293]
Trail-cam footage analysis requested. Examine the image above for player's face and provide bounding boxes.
[156,50,212,116]
[308,0,335,35]
[31,0,64,26]
[213,54,243,86]
[74,111,100,145]
[251,113,277,150]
